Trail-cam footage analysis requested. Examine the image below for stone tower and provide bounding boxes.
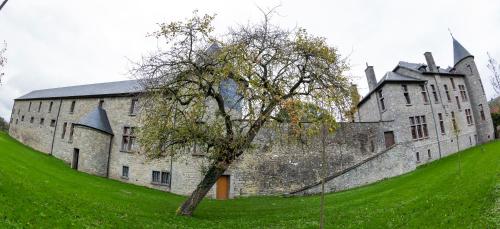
[452,37,494,143]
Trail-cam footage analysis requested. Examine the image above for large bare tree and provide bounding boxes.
[0,41,6,84]
[133,10,353,216]
[487,52,500,96]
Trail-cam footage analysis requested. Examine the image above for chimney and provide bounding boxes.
[424,52,437,72]
[365,65,377,91]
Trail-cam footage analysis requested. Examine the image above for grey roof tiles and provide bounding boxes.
[453,37,473,65]
[76,107,114,135]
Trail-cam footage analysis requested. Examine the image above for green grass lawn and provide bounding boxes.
[0,131,499,228]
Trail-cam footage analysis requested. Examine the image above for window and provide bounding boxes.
[455,96,461,110]
[130,98,139,115]
[420,85,429,104]
[416,152,420,162]
[121,127,136,152]
[451,112,458,132]
[430,84,439,103]
[122,166,129,178]
[30,117,34,123]
[50,119,56,127]
[402,85,411,105]
[21,115,24,121]
[444,85,451,102]
[17,109,20,115]
[370,140,375,152]
[98,100,104,108]
[15,119,18,125]
[479,104,486,121]
[161,171,170,185]
[450,78,456,90]
[152,171,161,183]
[410,115,428,140]
[427,149,431,159]
[70,101,76,113]
[40,118,45,125]
[458,85,468,102]
[61,122,67,139]
[378,90,385,111]
[438,113,445,134]
[465,109,473,125]
[69,124,75,142]
[38,101,42,112]
[384,131,395,148]
[28,102,32,112]
[49,101,53,113]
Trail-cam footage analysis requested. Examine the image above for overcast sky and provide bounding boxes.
[1,0,499,120]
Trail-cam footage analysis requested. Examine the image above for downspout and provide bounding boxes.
[169,154,173,189]
[106,135,113,178]
[49,99,63,155]
[425,82,442,159]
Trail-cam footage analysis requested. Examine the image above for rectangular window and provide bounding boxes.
[122,166,129,178]
[465,109,473,125]
[50,119,56,127]
[420,85,429,104]
[410,115,428,140]
[161,171,170,185]
[98,100,104,108]
[69,124,75,142]
[40,118,45,125]
[450,78,456,90]
[152,171,160,183]
[28,102,32,112]
[70,101,76,113]
[451,112,458,132]
[30,117,34,123]
[49,101,53,113]
[121,127,136,152]
[438,113,445,134]
[479,104,486,121]
[444,85,451,102]
[130,98,139,115]
[15,119,18,125]
[384,131,395,148]
[459,85,468,102]
[21,115,24,121]
[427,149,431,159]
[38,101,42,112]
[455,96,461,110]
[61,122,67,139]
[402,85,411,105]
[430,84,439,103]
[416,152,420,162]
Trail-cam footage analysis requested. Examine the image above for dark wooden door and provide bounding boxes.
[384,131,395,148]
[72,148,79,170]
[216,175,230,200]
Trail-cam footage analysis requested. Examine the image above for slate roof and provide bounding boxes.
[16,79,143,100]
[76,107,113,135]
[453,37,473,65]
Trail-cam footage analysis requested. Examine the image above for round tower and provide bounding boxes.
[452,37,494,143]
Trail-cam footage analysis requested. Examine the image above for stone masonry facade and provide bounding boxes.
[7,38,495,198]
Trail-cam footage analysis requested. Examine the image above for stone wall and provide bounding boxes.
[73,126,112,177]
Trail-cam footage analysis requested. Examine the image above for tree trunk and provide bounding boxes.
[177,160,230,216]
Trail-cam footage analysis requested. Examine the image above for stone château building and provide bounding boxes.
[8,37,494,198]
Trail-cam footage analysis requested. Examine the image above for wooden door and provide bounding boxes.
[72,148,79,170]
[384,131,395,148]
[216,175,230,200]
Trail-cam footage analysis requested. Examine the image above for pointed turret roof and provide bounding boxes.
[76,107,113,135]
[453,37,473,66]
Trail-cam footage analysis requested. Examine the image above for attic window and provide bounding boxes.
[418,66,427,71]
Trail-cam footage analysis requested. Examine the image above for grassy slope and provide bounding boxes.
[0,131,499,228]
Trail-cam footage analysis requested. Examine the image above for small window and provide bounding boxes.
[443,85,451,102]
[61,122,68,139]
[438,113,445,134]
[427,150,431,159]
[420,85,429,104]
[416,152,420,162]
[455,96,461,110]
[28,102,32,112]
[450,78,456,90]
[49,101,53,113]
[121,127,136,152]
[122,166,129,178]
[38,101,42,112]
[15,119,18,125]
[70,101,76,113]
[130,98,139,115]
[161,171,170,185]
[98,100,105,108]
[430,84,439,103]
[69,124,75,142]
[378,90,385,111]
[30,117,34,123]
[21,115,25,121]
[451,112,458,132]
[465,109,473,125]
[40,118,45,125]
[459,85,468,102]
[402,85,411,105]
[152,171,160,183]
[50,119,56,127]
[479,104,486,121]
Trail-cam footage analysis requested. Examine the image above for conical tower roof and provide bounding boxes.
[76,107,113,135]
[453,37,473,66]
